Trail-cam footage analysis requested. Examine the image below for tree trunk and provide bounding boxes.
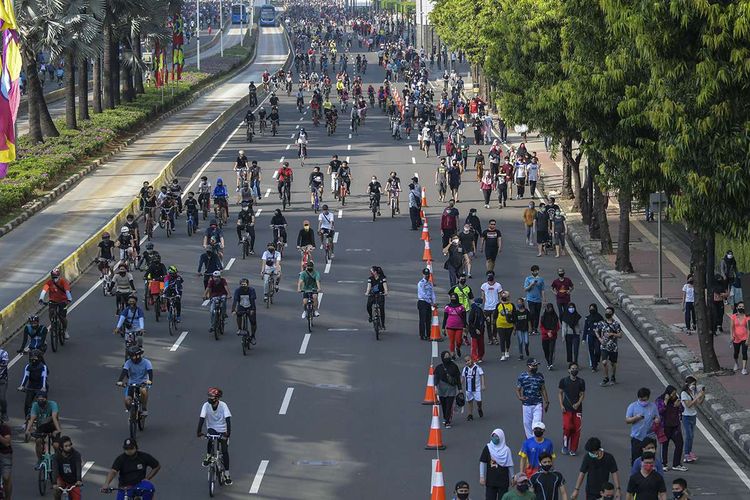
[595,178,613,254]
[691,230,721,373]
[113,38,121,105]
[23,54,44,143]
[38,79,59,138]
[570,152,582,212]
[103,23,114,109]
[64,50,77,130]
[78,58,90,121]
[581,172,591,227]
[615,187,634,272]
[93,56,102,113]
[123,64,134,102]
[134,32,145,94]
[560,135,574,199]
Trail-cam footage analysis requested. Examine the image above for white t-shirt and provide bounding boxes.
[200,401,232,433]
[680,390,698,417]
[481,282,502,311]
[261,250,281,272]
[682,284,695,303]
[318,211,335,230]
[527,163,539,181]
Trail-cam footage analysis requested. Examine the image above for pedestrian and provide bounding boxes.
[671,478,690,500]
[443,293,467,358]
[51,436,83,500]
[453,480,473,500]
[468,297,486,362]
[559,362,585,456]
[443,235,465,288]
[540,304,559,370]
[0,418,11,500]
[729,301,748,374]
[466,208,482,250]
[529,452,568,500]
[625,387,661,465]
[551,268,574,317]
[711,274,727,333]
[408,181,422,230]
[434,126,445,156]
[496,291,516,361]
[597,482,616,500]
[570,437,621,500]
[481,271,502,344]
[475,149,486,181]
[527,157,540,198]
[516,358,550,439]
[480,428,514,500]
[434,350,462,428]
[655,385,688,471]
[679,376,704,463]
[552,210,567,257]
[681,274,696,334]
[629,438,664,477]
[522,202,537,246]
[417,268,437,340]
[457,223,477,278]
[583,304,603,372]
[625,451,667,500]
[596,307,622,386]
[481,170,495,209]
[535,204,551,256]
[561,303,582,364]
[441,200,460,248]
[450,273,474,312]
[448,161,462,202]
[515,298,531,360]
[100,438,160,496]
[501,473,535,500]
[514,158,527,199]
[519,422,554,477]
[461,356,485,420]
[480,219,502,273]
[0,345,7,422]
[524,265,545,335]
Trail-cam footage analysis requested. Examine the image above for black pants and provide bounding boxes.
[410,206,422,230]
[630,437,645,465]
[482,189,492,204]
[516,181,526,198]
[237,225,255,251]
[565,334,580,364]
[529,180,537,198]
[484,310,498,342]
[485,485,506,500]
[712,300,724,332]
[587,335,601,369]
[498,327,513,352]
[367,294,386,328]
[207,430,230,469]
[236,308,257,335]
[661,425,684,467]
[442,229,456,249]
[542,338,556,366]
[528,301,542,332]
[418,300,432,339]
[440,395,455,424]
[733,341,748,361]
[447,264,461,287]
[497,184,507,204]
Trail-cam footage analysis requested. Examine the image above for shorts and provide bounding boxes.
[554,231,566,246]
[601,349,618,363]
[537,232,550,245]
[125,385,148,398]
[465,390,482,402]
[0,453,11,478]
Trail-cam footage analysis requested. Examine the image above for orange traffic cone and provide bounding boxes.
[422,186,428,207]
[422,364,437,404]
[426,261,434,283]
[425,404,446,450]
[430,459,447,500]
[430,307,443,341]
[422,240,433,261]
[421,219,430,241]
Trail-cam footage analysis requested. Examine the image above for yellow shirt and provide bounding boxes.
[523,208,537,227]
[496,302,516,329]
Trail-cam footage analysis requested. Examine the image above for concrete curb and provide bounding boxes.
[0,26,293,347]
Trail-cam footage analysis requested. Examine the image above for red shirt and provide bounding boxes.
[277,168,293,182]
[42,278,71,303]
[551,277,574,304]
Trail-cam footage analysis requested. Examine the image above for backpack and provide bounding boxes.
[441,210,456,231]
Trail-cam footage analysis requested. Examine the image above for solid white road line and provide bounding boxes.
[280,156,285,163]
[337,209,343,218]
[249,460,269,494]
[272,170,278,179]
[68,278,104,313]
[299,117,304,122]
[8,353,22,369]
[324,261,332,274]
[328,328,359,331]
[290,134,295,139]
[412,157,416,164]
[299,333,311,354]
[225,258,236,270]
[295,124,299,129]
[333,232,339,243]
[347,144,351,150]
[278,388,294,415]
[349,133,352,139]
[265,188,272,198]
[169,331,189,352]
[346,156,350,162]
[82,461,95,477]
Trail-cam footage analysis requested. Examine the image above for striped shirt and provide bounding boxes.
[461,364,484,392]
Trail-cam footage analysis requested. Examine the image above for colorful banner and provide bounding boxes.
[0,0,21,178]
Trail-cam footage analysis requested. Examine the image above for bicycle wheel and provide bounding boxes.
[168,308,176,337]
[391,199,396,218]
[187,217,193,236]
[129,415,137,440]
[264,277,271,309]
[138,412,146,431]
[166,221,172,238]
[242,239,249,259]
[208,464,216,497]
[50,322,59,353]
[213,313,220,341]
[58,324,66,346]
[37,463,47,495]
[154,297,161,322]
[372,205,377,222]
[373,304,381,340]
[325,245,330,264]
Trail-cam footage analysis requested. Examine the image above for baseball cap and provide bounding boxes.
[526,357,540,366]
[532,421,546,430]
[123,438,137,449]
[422,267,431,276]
[455,480,470,492]
[513,472,528,483]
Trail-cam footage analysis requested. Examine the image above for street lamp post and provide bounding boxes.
[220,0,224,57]
[196,0,201,70]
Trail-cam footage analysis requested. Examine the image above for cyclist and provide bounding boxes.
[136,242,158,271]
[25,390,61,466]
[212,178,229,223]
[198,248,224,289]
[156,185,169,206]
[159,194,177,232]
[234,151,249,191]
[143,253,167,306]
[97,231,116,277]
[203,271,230,333]
[295,87,305,111]
[296,127,309,158]
[309,166,324,208]
[349,104,359,131]
[138,181,151,213]
[142,186,158,226]
[269,92,279,108]
[236,203,255,255]
[338,160,352,194]
[124,213,141,259]
[184,191,200,229]
[244,107,255,133]
[116,347,152,416]
[367,175,383,216]
[114,295,145,341]
[261,70,270,90]
[258,106,267,132]
[328,154,342,195]
[203,218,225,253]
[168,178,183,214]
[231,278,257,341]
[276,161,294,200]
[297,261,322,319]
[248,81,258,106]
[197,176,212,215]
[318,204,335,257]
[270,208,288,247]
[101,438,160,499]
[18,315,47,354]
[115,226,135,267]
[261,242,282,294]
[197,388,233,485]
[39,269,72,340]
[297,219,316,257]
[19,349,49,418]
[365,266,388,329]
[386,171,402,214]
[163,266,183,322]
[51,436,83,500]
[249,160,262,199]
[112,263,136,313]
[269,106,280,134]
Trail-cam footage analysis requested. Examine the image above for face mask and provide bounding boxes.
[568,307,575,313]
[531,272,538,276]
[517,483,530,493]
[739,308,746,314]
[590,308,596,314]
[540,463,552,472]
[570,369,578,376]
[38,400,47,407]
[304,225,310,229]
[528,204,533,208]
[31,359,39,365]
[639,400,649,407]
[457,493,469,500]
[558,273,565,277]
[533,430,544,438]
[588,451,598,459]
[119,271,126,276]
[673,491,684,499]
[459,279,466,284]
[529,367,538,374]
[605,312,614,319]
[602,496,615,500]
[642,463,654,473]
[727,253,734,259]
[490,436,500,445]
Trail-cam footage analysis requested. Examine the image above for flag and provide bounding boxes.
[0,0,21,178]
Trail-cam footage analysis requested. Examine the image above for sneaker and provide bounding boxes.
[202,454,211,466]
[368,317,373,322]
[548,364,554,370]
[609,377,617,385]
[176,315,181,323]
[467,414,474,421]
[478,408,484,418]
[663,465,670,472]
[250,334,257,345]
[600,378,610,387]
[64,332,70,340]
[569,451,576,456]
[445,422,452,429]
[734,362,739,371]
[519,355,525,360]
[141,410,148,416]
[223,472,233,485]
[561,446,569,455]
[743,368,748,375]
[301,311,307,319]
[313,310,320,317]
[684,453,697,463]
[672,464,688,472]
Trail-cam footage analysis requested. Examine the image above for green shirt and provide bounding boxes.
[299,270,320,292]
[449,284,473,310]
[501,490,535,500]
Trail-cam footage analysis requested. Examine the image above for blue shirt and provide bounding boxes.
[631,456,664,477]
[626,401,659,440]
[524,276,545,303]
[123,358,153,385]
[417,278,436,304]
[517,371,545,406]
[519,437,554,468]
[213,184,228,198]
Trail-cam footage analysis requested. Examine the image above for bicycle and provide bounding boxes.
[322,232,333,264]
[55,483,81,499]
[118,382,148,440]
[204,433,228,496]
[272,225,286,256]
[271,119,279,136]
[31,432,55,495]
[240,227,251,260]
[102,486,154,499]
[210,296,226,341]
[370,294,383,340]
[339,180,347,206]
[369,193,380,222]
[281,180,291,211]
[121,329,144,360]
[187,210,197,236]
[312,187,320,213]
[45,302,66,353]
[389,190,399,217]
[263,270,276,308]
[98,258,114,296]
[303,291,316,332]
[199,195,210,220]
[213,198,228,227]
[165,294,179,337]
[298,143,307,159]
[159,207,174,238]
[245,122,254,142]
[259,118,267,135]
[237,310,255,355]
[351,116,359,135]
[299,246,314,271]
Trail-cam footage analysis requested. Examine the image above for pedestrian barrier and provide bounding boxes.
[422,364,437,405]
[422,240,433,261]
[424,404,446,450]
[430,459,447,500]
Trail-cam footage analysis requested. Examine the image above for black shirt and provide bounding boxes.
[535,211,550,233]
[530,470,566,500]
[515,308,531,332]
[185,198,199,212]
[481,228,501,254]
[479,445,511,491]
[446,245,463,268]
[112,451,160,487]
[367,276,387,295]
[99,240,115,260]
[626,471,666,500]
[558,376,586,412]
[52,449,82,484]
[580,452,618,497]
[458,231,475,252]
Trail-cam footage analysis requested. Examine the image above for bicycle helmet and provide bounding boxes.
[212,270,222,277]
[28,315,39,323]
[50,268,61,278]
[102,232,110,239]
[120,227,130,234]
[29,349,43,360]
[168,265,178,275]
[207,387,223,399]
[146,242,154,250]
[127,346,144,358]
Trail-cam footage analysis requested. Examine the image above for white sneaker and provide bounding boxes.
[734,362,739,371]
[313,310,320,317]
[64,332,70,340]
[301,311,307,319]
[743,368,748,375]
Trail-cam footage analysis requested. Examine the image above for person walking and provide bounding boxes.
[443,236,465,288]
[443,293,467,359]
[481,171,495,209]
[596,307,623,386]
[681,275,696,334]
[516,358,550,439]
[540,304,560,370]
[434,350,462,428]
[571,437,621,500]
[552,210,567,258]
[559,362,585,456]
[583,305,603,373]
[629,438,664,477]
[523,265,545,336]
[480,220,502,273]
[515,299,531,360]
[481,272,502,345]
[561,303,582,364]
[501,473,535,500]
[626,388,660,465]
[441,200,460,248]
[535,204,551,257]
[468,297,486,362]
[655,386,687,472]
[529,452,568,500]
[480,428,514,500]
[679,376,704,463]
[461,356,485,421]
[625,451,667,500]
[417,268,437,340]
[458,224,477,278]
[496,291,516,361]
[551,268,574,317]
[518,422,554,478]
[522,202,537,247]
[408,181,422,230]
[730,301,748,374]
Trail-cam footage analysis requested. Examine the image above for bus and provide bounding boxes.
[259,4,276,27]
[231,3,248,24]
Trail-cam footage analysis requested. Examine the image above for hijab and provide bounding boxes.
[437,350,461,384]
[541,306,559,330]
[487,428,513,467]
[586,303,603,324]
[561,304,581,328]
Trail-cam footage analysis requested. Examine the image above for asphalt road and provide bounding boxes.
[3,39,749,499]
[0,26,288,310]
